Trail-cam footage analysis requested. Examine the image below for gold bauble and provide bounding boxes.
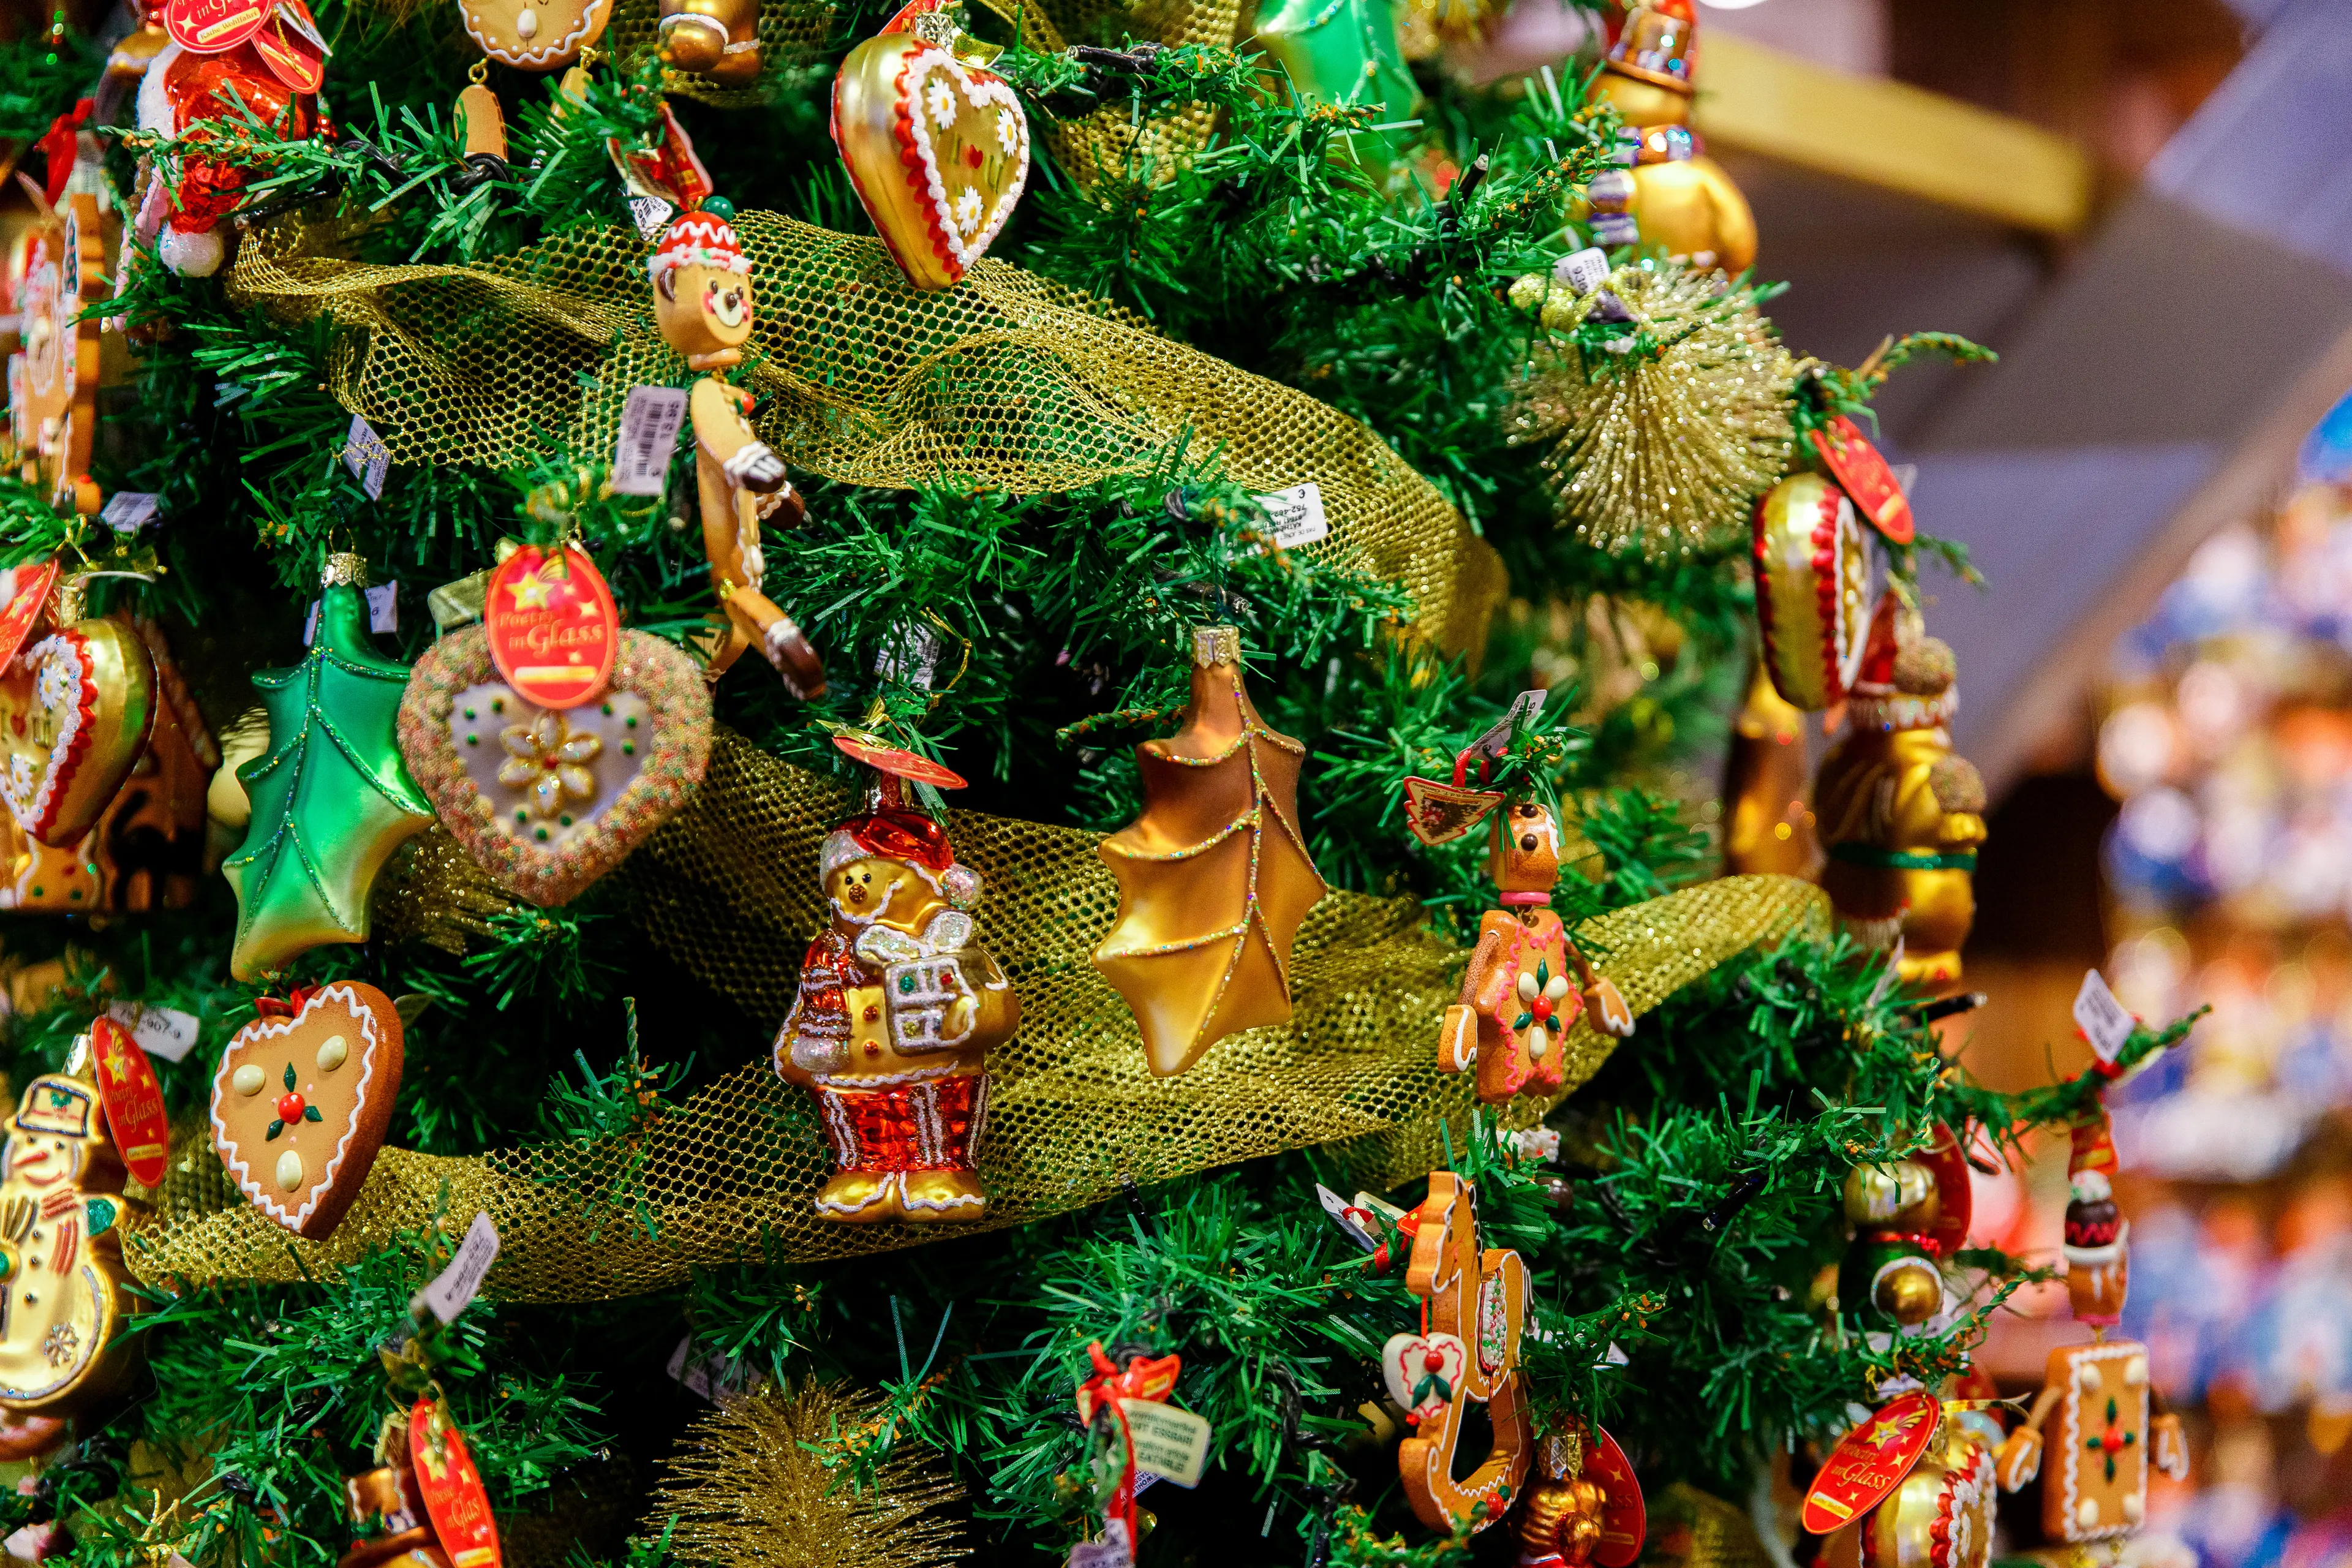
[1842,1159,1935,1225]
[1858,1416,1995,1568]
[1871,1256,1945,1328]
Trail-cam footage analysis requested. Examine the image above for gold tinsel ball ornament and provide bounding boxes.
[1506,262,1799,561]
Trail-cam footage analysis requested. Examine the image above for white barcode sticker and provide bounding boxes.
[612,386,688,496]
[304,583,398,646]
[101,492,159,533]
[1119,1400,1212,1487]
[875,621,943,690]
[104,1002,202,1063]
[1552,247,1609,295]
[630,195,675,241]
[419,1212,500,1322]
[343,414,390,501]
[1468,689,1548,759]
[1253,482,1330,549]
[665,1335,749,1401]
[2073,970,2136,1063]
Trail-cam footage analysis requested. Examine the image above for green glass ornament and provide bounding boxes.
[1252,0,1418,166]
[222,560,433,981]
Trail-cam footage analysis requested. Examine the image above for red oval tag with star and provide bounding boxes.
[832,731,968,790]
[1586,1424,1647,1568]
[248,0,326,91]
[89,1017,170,1189]
[0,558,59,673]
[410,1398,502,1568]
[1809,416,1913,545]
[1801,1392,1939,1536]
[486,545,618,710]
[162,0,272,52]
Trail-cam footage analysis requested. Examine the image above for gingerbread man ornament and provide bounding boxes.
[647,201,824,699]
[1396,1171,1532,1531]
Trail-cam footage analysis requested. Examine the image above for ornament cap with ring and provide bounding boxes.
[323,551,370,589]
[1191,623,1240,668]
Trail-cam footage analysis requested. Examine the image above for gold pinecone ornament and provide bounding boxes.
[1507,262,1799,560]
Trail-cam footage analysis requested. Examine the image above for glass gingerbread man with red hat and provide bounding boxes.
[772,736,1019,1222]
[639,121,826,698]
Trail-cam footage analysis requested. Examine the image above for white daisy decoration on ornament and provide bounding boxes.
[927,78,957,129]
[954,186,983,235]
[996,107,1019,153]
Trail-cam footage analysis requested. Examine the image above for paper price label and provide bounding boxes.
[1552,247,1609,295]
[629,195,675,241]
[874,621,943,690]
[105,1002,202,1063]
[665,1335,748,1402]
[612,386,688,497]
[1253,482,1330,550]
[420,1212,500,1322]
[1468,689,1548,760]
[2073,969,2135,1062]
[101,492,159,533]
[305,583,398,645]
[343,414,390,501]
[1118,1400,1211,1488]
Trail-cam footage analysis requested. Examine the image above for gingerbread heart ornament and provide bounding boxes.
[0,615,159,848]
[460,0,611,70]
[397,627,710,907]
[833,22,1030,290]
[209,980,404,1240]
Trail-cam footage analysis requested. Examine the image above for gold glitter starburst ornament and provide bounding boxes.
[650,1382,968,1568]
[1506,262,1800,561]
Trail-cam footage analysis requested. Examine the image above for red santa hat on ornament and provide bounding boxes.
[820,805,982,909]
[650,205,750,284]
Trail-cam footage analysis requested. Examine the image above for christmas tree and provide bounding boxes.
[0,2,2198,1568]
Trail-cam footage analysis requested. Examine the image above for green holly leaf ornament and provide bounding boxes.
[222,581,434,981]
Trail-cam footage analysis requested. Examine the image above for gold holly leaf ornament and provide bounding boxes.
[1093,626,1327,1076]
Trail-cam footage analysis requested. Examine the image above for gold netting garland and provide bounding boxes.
[227,211,1506,657]
[123,731,1828,1301]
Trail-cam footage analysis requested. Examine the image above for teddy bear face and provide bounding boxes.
[459,0,611,69]
[826,854,945,930]
[655,263,755,361]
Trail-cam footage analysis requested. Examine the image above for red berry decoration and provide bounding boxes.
[277,1091,306,1123]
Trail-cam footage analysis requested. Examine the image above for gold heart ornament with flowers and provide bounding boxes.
[396,626,710,907]
[832,11,1030,290]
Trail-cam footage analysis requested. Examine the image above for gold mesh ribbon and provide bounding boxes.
[124,732,1826,1300]
[227,213,1504,657]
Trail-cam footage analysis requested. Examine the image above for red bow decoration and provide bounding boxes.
[37,99,94,209]
[253,984,321,1020]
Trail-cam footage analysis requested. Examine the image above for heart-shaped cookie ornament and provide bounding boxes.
[1381,1330,1468,1426]
[209,981,404,1240]
[0,608,158,848]
[459,0,611,69]
[833,15,1030,290]
[398,627,710,907]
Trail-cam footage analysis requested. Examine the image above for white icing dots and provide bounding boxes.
[317,1034,349,1072]
[232,1064,266,1096]
[276,1150,304,1192]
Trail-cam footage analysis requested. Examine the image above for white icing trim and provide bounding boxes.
[1,634,93,843]
[898,48,1030,277]
[461,0,611,70]
[208,983,382,1232]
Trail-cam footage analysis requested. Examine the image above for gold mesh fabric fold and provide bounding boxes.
[124,733,1826,1301]
[228,212,1504,655]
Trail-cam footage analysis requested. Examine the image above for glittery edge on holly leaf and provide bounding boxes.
[395,626,712,908]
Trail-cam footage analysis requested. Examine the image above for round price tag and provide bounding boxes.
[249,0,325,91]
[1585,1425,1647,1568]
[410,1398,503,1568]
[1809,416,1913,545]
[0,559,61,671]
[89,1017,170,1189]
[832,731,967,790]
[163,0,273,53]
[1801,1392,1940,1536]
[485,544,619,710]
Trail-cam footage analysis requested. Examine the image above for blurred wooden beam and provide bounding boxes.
[1693,34,2097,236]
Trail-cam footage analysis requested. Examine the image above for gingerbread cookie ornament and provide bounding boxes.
[0,1057,140,1413]
[210,981,405,1240]
[460,0,610,69]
